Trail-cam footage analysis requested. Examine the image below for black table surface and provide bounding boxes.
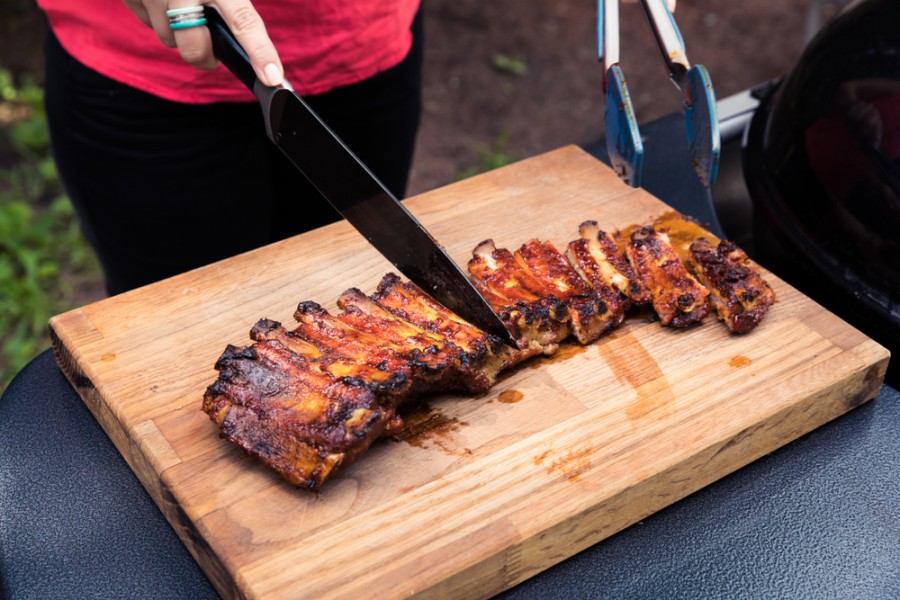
[3,115,898,599]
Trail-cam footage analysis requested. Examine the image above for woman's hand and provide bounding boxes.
[122,0,284,86]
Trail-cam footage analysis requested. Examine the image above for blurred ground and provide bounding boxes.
[2,1,840,196]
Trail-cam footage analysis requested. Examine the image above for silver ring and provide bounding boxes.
[166,6,207,30]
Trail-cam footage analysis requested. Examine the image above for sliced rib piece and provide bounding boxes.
[467,239,570,354]
[514,239,615,344]
[566,220,648,313]
[293,300,456,395]
[371,273,521,386]
[564,220,648,332]
[687,238,777,333]
[336,287,492,393]
[626,226,710,327]
[203,342,393,490]
[250,318,410,397]
[336,288,454,352]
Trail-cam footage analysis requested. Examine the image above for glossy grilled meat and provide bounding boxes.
[467,238,615,348]
[204,278,524,489]
[565,221,649,327]
[515,240,616,344]
[202,342,394,489]
[687,238,777,333]
[371,273,521,387]
[249,318,410,398]
[468,239,570,354]
[626,226,710,327]
[204,216,775,491]
[293,300,458,395]
[336,287,497,394]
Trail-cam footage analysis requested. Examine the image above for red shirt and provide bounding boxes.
[38,0,420,103]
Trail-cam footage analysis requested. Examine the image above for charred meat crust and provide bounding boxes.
[249,318,409,397]
[625,226,710,328]
[204,280,525,489]
[203,341,393,489]
[371,273,519,386]
[204,218,775,490]
[687,238,777,333]
[467,239,571,354]
[336,287,493,394]
[293,301,457,395]
[513,240,615,344]
[566,220,648,309]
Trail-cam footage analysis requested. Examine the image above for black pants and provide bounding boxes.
[44,14,423,296]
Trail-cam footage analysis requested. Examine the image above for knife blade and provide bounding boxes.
[203,8,516,346]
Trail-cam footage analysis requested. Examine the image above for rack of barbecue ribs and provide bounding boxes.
[203,215,776,489]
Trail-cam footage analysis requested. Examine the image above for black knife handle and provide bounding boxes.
[204,7,257,91]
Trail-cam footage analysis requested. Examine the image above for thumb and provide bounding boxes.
[214,0,284,86]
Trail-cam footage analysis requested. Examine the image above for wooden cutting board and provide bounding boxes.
[51,146,889,599]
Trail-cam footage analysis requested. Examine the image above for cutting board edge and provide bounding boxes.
[49,319,231,597]
[394,353,890,599]
[50,310,889,600]
[231,348,889,600]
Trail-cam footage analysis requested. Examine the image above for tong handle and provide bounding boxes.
[597,0,620,74]
[639,0,691,88]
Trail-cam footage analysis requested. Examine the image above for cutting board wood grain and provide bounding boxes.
[50,146,889,599]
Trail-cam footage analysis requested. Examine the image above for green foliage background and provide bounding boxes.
[0,69,101,391]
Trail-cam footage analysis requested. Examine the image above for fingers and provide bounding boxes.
[122,0,153,29]
[122,0,283,83]
[216,0,283,85]
[123,0,175,48]
[167,1,217,70]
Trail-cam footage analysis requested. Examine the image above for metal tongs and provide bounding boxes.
[598,0,720,189]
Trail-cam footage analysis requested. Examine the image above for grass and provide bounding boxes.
[0,69,101,391]
[457,131,517,180]
[491,53,529,77]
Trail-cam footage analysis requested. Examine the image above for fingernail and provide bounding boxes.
[264,63,283,86]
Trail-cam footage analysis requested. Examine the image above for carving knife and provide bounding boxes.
[204,8,516,346]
